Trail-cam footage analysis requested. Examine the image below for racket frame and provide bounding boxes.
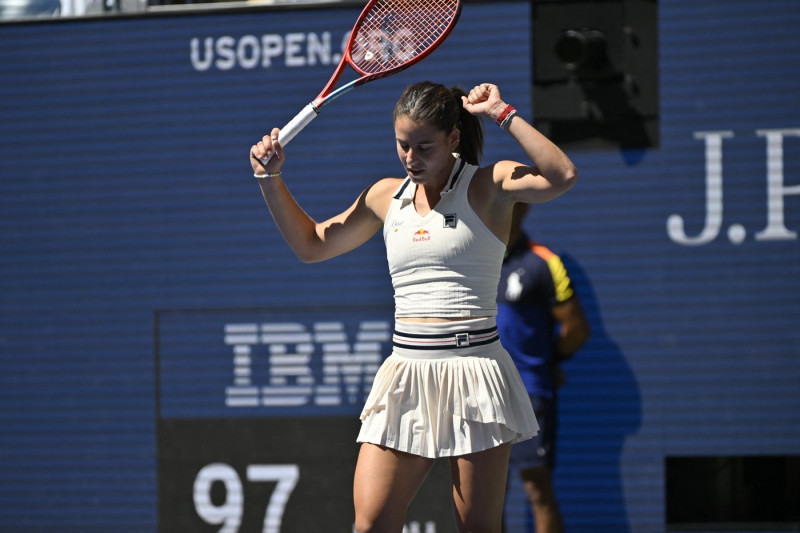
[272,0,462,150]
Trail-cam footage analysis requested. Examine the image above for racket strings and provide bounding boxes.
[350,0,459,74]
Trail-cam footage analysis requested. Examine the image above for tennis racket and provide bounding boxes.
[265,0,462,159]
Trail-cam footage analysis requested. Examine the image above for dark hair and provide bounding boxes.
[393,81,483,165]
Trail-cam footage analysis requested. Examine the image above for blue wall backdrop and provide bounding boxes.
[1,1,799,531]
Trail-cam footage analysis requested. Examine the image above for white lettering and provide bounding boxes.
[191,32,341,71]
[194,463,300,533]
[237,34,261,70]
[247,465,299,533]
[284,32,306,67]
[190,29,427,71]
[307,31,331,66]
[261,34,284,68]
[224,320,390,408]
[194,463,242,533]
[668,129,798,246]
[215,35,236,70]
[755,128,800,240]
[667,131,733,245]
[189,37,214,71]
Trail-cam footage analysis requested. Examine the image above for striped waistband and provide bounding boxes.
[392,326,499,350]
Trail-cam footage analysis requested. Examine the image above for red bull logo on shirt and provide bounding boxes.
[412,228,431,242]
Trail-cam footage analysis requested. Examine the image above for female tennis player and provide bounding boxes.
[250,81,577,533]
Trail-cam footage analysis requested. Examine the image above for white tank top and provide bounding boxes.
[384,158,506,317]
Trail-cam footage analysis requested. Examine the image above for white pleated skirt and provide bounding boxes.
[357,317,539,458]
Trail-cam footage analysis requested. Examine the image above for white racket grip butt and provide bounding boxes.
[259,103,319,165]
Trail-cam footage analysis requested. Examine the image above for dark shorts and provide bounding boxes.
[508,394,557,471]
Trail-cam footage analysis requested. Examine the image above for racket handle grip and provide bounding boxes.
[261,104,319,164]
[279,103,319,145]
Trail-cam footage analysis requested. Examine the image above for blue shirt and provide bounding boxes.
[496,233,575,397]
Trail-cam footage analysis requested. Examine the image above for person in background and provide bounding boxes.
[497,203,590,533]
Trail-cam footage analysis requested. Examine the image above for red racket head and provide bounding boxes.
[345,0,462,83]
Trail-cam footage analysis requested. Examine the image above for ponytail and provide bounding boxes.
[452,87,483,166]
[394,81,484,165]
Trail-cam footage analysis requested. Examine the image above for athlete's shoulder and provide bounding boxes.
[364,177,408,220]
[367,176,407,198]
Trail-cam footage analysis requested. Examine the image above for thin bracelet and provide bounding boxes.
[499,109,517,129]
[495,104,517,128]
[254,171,281,179]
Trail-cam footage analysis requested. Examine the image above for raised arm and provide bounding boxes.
[250,128,388,263]
[462,83,578,204]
